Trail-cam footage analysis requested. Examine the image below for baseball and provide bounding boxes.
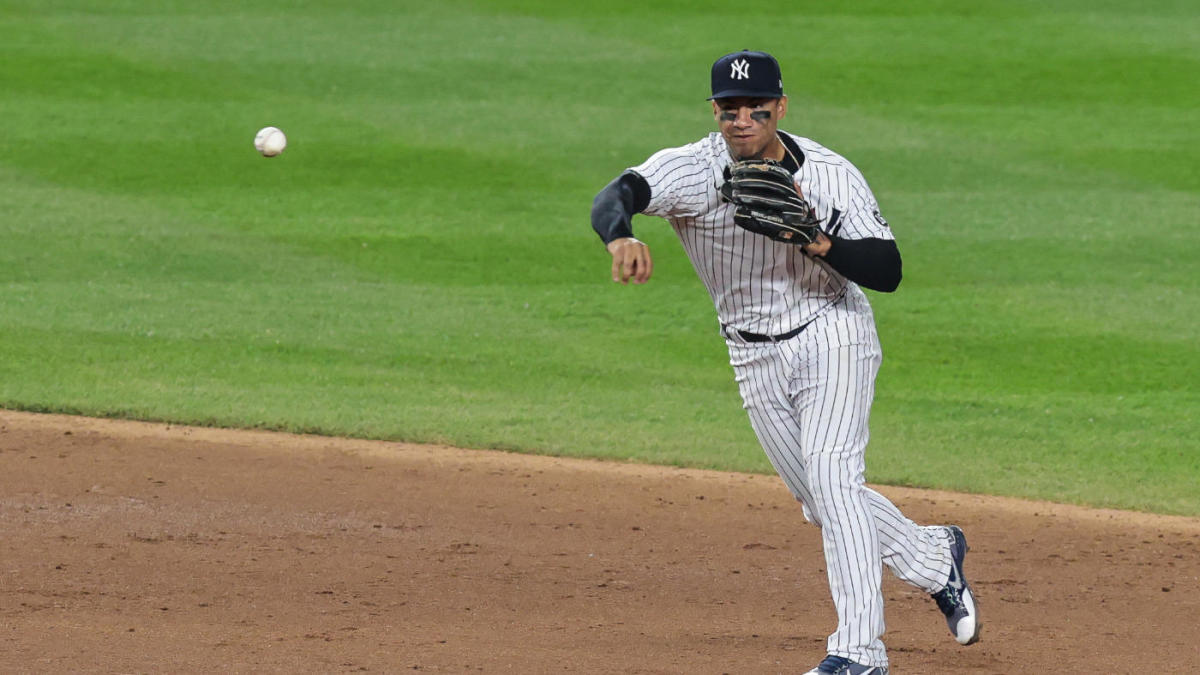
[254,126,287,157]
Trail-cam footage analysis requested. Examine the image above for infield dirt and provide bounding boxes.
[2,410,1198,673]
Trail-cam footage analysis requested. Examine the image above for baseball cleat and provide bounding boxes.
[804,654,889,674]
[931,525,982,645]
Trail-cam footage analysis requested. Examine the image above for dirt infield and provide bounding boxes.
[2,411,1198,673]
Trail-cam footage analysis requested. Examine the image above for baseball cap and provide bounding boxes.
[708,50,784,100]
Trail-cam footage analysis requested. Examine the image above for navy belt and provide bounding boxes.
[726,321,810,343]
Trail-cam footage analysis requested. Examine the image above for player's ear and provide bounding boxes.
[776,96,787,121]
[712,100,721,119]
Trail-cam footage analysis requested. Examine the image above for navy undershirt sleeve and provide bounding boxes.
[591,171,651,244]
[820,235,903,292]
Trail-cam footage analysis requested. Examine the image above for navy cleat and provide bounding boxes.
[931,525,982,645]
[804,655,888,675]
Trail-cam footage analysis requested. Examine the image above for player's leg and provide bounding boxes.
[788,328,974,651]
[860,464,982,646]
[727,341,820,510]
[789,340,887,667]
[729,337,933,666]
[866,489,952,593]
[817,293,953,592]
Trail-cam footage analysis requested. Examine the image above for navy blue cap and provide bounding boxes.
[708,50,784,100]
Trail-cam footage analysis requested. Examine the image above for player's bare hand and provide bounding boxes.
[803,232,832,257]
[607,237,653,284]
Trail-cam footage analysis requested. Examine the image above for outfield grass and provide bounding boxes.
[1,1,1196,514]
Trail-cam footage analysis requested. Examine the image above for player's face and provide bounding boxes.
[713,96,787,160]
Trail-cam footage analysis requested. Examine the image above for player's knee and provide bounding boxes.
[804,450,866,496]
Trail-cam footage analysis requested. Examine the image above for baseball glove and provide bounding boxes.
[719,158,821,245]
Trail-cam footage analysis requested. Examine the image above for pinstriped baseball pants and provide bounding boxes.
[727,298,952,667]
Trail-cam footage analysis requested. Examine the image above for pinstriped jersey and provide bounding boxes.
[629,131,893,336]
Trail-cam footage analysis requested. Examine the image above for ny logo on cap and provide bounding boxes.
[731,58,750,80]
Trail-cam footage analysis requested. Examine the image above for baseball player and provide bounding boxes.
[590,50,981,674]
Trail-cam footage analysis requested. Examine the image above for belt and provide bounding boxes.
[725,321,811,343]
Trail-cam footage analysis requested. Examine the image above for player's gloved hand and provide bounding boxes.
[719,158,821,245]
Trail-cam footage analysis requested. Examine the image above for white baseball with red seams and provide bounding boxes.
[254,126,287,157]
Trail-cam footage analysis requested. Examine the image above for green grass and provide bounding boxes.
[1,0,1197,514]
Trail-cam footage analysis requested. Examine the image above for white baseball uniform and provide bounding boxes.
[628,130,955,667]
